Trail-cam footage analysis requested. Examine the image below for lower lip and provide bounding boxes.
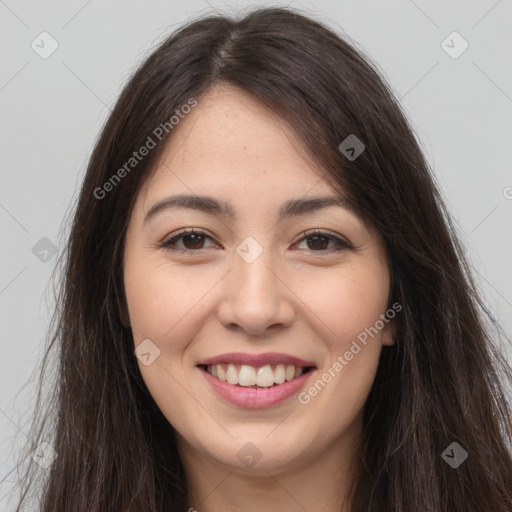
[199,367,315,408]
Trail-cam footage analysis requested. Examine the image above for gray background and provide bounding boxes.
[1,0,511,508]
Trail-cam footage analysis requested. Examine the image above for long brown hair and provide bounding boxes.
[12,6,512,511]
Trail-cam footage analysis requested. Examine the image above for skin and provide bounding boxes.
[123,84,395,512]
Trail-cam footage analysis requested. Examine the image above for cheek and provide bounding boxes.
[296,262,389,346]
[123,254,218,427]
[295,264,388,420]
[124,251,218,347]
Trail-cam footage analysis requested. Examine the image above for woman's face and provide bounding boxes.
[123,84,395,473]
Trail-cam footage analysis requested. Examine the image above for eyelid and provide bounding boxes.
[159,227,221,252]
[295,228,353,249]
[159,228,354,253]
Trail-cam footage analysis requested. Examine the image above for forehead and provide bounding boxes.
[140,84,331,199]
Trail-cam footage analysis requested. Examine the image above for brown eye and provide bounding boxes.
[160,229,218,253]
[295,230,353,252]
[160,228,352,254]
[306,234,330,251]
[180,233,206,249]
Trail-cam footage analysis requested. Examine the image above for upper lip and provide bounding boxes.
[197,352,317,368]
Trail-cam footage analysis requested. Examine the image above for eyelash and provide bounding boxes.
[159,228,354,254]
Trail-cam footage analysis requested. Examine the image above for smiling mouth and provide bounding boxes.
[198,363,316,388]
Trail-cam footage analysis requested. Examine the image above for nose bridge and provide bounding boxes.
[234,233,275,284]
[217,237,294,334]
[235,245,276,298]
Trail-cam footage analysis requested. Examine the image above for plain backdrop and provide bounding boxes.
[1,0,511,509]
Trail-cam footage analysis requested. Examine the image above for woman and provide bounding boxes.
[14,6,512,511]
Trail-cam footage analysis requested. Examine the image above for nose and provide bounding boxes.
[216,246,295,336]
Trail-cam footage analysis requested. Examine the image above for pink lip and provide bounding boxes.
[199,367,316,408]
[197,352,316,367]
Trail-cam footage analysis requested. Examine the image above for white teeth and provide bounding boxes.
[238,365,256,386]
[226,364,239,385]
[256,365,275,387]
[206,363,310,387]
[217,365,227,382]
[274,364,286,384]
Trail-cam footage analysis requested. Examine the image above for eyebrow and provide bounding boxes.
[143,194,355,224]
